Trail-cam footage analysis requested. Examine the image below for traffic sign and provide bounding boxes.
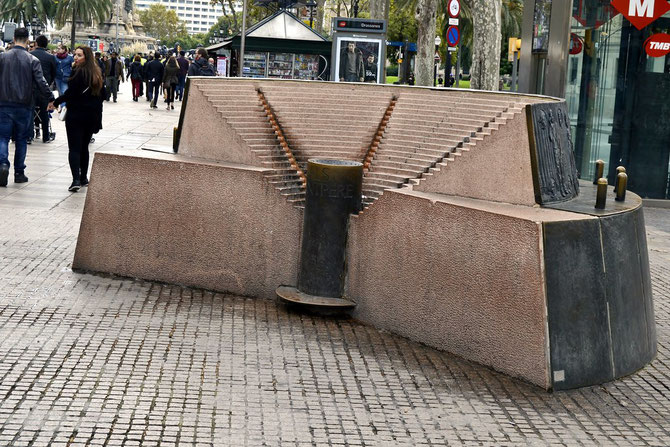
[569,33,583,55]
[610,0,670,30]
[449,18,459,26]
[434,51,441,62]
[447,26,460,47]
[449,0,460,17]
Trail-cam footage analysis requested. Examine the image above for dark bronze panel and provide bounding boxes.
[634,209,658,360]
[527,102,580,204]
[543,219,612,390]
[601,211,653,377]
[298,159,363,298]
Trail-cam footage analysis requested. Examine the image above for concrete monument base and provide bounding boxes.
[73,79,656,390]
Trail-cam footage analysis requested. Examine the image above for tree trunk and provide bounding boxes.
[70,5,77,49]
[226,0,239,32]
[470,0,502,91]
[315,0,326,34]
[369,0,389,23]
[414,0,438,86]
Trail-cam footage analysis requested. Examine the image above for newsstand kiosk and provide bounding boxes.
[208,10,331,80]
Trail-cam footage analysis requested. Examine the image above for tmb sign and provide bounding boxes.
[610,0,670,30]
[645,33,670,57]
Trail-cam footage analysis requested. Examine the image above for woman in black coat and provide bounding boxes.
[128,55,143,101]
[162,55,180,110]
[52,45,106,192]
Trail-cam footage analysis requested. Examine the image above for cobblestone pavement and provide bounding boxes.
[0,84,669,446]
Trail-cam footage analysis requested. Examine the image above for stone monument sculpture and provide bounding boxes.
[52,0,154,50]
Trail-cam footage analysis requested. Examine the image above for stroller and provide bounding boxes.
[33,104,56,143]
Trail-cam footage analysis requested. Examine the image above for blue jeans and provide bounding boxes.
[176,75,186,100]
[0,105,32,173]
[56,78,69,107]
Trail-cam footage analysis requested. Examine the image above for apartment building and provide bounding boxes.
[135,0,224,34]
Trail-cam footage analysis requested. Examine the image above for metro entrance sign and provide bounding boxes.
[610,0,670,30]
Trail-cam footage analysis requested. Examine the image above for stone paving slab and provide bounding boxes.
[0,83,669,446]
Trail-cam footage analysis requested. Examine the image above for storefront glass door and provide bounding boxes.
[566,6,670,199]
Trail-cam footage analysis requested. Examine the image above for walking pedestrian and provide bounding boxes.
[176,50,189,100]
[51,46,106,192]
[143,54,152,101]
[31,35,57,143]
[54,44,73,97]
[95,51,105,75]
[145,54,164,109]
[162,55,179,110]
[129,55,143,101]
[187,48,215,76]
[104,52,124,102]
[0,27,55,187]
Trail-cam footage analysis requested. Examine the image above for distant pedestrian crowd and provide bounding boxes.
[127,48,216,109]
[0,31,217,192]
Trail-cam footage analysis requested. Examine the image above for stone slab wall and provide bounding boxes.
[345,189,596,388]
[413,109,537,206]
[178,81,263,166]
[74,151,302,299]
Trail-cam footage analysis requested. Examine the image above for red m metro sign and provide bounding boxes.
[610,0,670,30]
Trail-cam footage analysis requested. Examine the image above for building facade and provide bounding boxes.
[134,0,225,34]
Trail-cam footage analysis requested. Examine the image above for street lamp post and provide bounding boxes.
[115,0,120,52]
[239,0,248,77]
[306,0,317,28]
[30,16,42,40]
[434,36,441,87]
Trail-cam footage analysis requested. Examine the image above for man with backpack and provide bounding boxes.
[187,48,215,77]
[145,53,164,108]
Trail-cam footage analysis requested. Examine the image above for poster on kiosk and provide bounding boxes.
[331,18,387,84]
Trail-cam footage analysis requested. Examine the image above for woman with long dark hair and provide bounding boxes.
[162,55,180,110]
[51,45,106,192]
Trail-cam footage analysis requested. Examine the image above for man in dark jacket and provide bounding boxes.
[145,54,164,108]
[176,50,189,100]
[104,52,125,102]
[0,28,54,186]
[339,42,364,82]
[31,35,57,143]
[142,54,152,101]
[187,48,215,77]
[95,52,105,75]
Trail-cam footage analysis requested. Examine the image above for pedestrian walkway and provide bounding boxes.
[0,82,669,446]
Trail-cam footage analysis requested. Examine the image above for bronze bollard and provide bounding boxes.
[613,166,626,194]
[593,160,605,185]
[615,173,628,202]
[595,178,608,209]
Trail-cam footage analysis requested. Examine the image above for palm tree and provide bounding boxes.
[55,0,114,48]
[0,0,54,26]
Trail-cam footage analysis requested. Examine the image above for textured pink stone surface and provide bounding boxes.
[178,81,262,166]
[73,151,302,299]
[413,110,537,206]
[346,189,595,388]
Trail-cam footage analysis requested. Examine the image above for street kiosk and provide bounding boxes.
[207,10,331,80]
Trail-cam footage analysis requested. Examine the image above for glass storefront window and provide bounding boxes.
[566,9,670,199]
